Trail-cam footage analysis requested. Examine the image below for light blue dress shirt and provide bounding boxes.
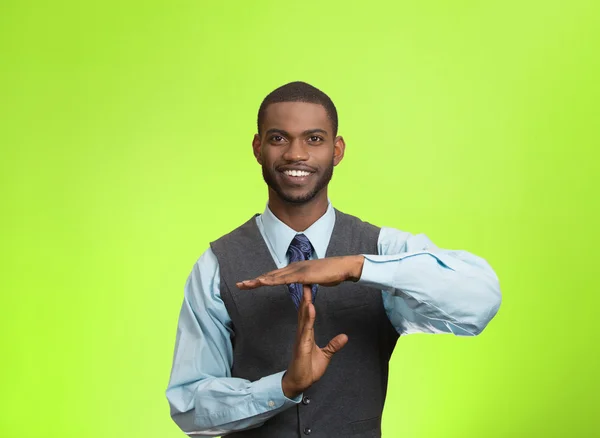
[166,203,501,436]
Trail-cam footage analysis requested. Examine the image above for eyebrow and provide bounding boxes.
[265,128,328,137]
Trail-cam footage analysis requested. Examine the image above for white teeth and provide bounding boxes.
[284,170,310,177]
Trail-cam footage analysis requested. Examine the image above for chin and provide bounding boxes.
[278,189,317,204]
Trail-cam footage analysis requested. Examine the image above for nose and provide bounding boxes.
[282,138,310,162]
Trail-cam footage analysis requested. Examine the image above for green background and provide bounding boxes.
[1,0,598,437]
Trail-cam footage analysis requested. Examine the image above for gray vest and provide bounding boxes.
[210,209,399,437]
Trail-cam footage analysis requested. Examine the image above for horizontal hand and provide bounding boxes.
[236,255,365,290]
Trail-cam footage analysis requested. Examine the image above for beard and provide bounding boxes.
[262,159,334,204]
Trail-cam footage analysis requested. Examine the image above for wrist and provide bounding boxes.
[281,373,302,399]
[348,255,365,282]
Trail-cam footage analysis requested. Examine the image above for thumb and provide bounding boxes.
[321,333,348,360]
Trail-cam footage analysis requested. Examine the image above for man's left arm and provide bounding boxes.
[359,227,502,336]
[237,227,501,336]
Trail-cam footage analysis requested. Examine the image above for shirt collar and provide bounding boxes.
[260,201,336,265]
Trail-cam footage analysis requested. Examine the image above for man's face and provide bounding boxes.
[253,102,345,204]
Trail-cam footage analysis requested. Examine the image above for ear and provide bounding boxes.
[252,134,262,164]
[333,136,346,166]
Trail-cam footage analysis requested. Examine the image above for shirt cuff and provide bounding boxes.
[358,255,397,290]
[358,252,455,290]
[251,370,302,411]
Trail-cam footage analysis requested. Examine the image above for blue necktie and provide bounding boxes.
[286,234,318,310]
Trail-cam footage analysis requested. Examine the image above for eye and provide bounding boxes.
[308,136,324,143]
[269,135,286,143]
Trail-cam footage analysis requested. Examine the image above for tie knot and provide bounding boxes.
[288,234,313,260]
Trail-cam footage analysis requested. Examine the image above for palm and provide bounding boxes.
[297,337,333,379]
[311,343,338,379]
[283,285,348,397]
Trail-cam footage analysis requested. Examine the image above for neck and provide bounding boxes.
[267,189,329,232]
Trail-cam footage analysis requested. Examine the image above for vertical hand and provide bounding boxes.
[281,285,349,398]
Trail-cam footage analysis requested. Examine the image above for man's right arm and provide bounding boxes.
[166,248,301,437]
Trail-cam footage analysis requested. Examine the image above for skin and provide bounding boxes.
[254,101,343,231]
[235,101,367,398]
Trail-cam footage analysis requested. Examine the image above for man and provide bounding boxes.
[166,81,501,437]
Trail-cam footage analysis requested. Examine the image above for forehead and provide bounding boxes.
[262,102,332,134]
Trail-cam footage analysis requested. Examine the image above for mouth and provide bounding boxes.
[278,168,315,185]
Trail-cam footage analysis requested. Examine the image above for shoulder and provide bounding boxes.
[187,247,220,284]
[377,227,412,254]
[209,214,260,257]
[333,208,380,232]
[377,227,439,254]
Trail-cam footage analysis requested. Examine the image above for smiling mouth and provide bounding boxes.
[279,169,315,184]
[282,169,312,177]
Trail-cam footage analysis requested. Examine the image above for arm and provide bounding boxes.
[165,249,301,436]
[359,227,502,336]
[237,227,501,337]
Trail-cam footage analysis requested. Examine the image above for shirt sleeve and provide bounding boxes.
[165,248,301,436]
[358,227,502,336]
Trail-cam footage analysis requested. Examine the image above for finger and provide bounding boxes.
[257,275,294,286]
[300,301,316,346]
[298,284,315,334]
[236,273,288,289]
[240,260,314,287]
[302,284,312,303]
[236,279,262,289]
[259,261,308,281]
[296,286,307,340]
[263,271,306,285]
[235,266,288,288]
[320,333,348,360]
[237,272,302,289]
[296,285,312,335]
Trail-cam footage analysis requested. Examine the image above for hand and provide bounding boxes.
[236,255,365,290]
[281,285,348,398]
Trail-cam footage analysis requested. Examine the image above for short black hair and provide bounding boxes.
[257,81,338,136]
